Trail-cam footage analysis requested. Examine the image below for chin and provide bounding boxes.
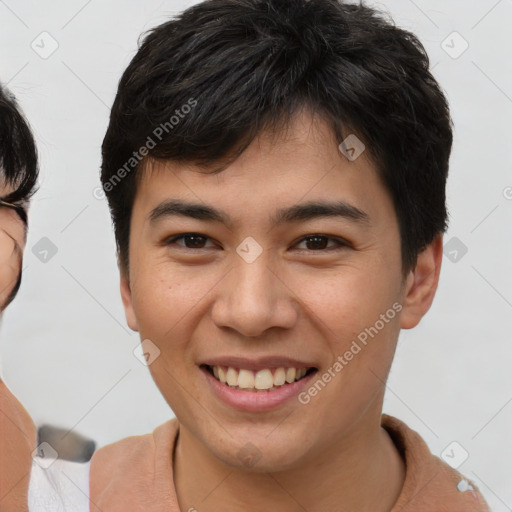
[219,446,306,473]
[205,426,311,473]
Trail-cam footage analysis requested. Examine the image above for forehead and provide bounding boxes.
[133,112,396,229]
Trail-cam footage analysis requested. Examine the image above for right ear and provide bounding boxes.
[119,264,139,332]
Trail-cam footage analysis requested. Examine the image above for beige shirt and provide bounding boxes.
[89,414,490,511]
[0,379,491,511]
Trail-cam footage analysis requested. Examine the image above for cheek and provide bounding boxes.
[131,264,214,347]
[297,265,401,335]
[129,264,218,415]
[0,232,20,288]
[295,267,402,407]
[0,232,14,264]
[299,274,401,420]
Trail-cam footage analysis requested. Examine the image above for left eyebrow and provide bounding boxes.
[271,200,371,226]
[149,199,371,229]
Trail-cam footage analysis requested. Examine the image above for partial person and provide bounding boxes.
[0,82,38,512]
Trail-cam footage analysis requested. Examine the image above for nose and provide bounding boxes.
[211,256,298,337]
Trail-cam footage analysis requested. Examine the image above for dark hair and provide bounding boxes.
[101,0,453,275]
[0,83,39,204]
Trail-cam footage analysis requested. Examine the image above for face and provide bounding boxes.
[0,182,27,311]
[121,111,439,471]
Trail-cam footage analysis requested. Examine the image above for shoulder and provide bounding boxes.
[382,414,490,512]
[90,418,178,479]
[89,418,180,511]
[0,378,37,512]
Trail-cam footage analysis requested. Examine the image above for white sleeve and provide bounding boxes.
[28,457,91,512]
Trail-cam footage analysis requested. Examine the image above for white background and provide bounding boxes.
[1,0,511,509]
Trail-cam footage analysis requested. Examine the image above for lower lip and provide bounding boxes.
[200,366,318,412]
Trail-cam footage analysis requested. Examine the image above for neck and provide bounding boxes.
[173,405,405,512]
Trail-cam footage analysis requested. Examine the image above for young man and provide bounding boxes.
[0,0,491,510]
[92,0,490,510]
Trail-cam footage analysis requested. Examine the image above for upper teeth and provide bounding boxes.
[211,366,309,391]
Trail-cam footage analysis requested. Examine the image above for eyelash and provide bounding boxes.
[163,233,351,252]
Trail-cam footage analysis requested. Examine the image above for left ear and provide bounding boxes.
[119,263,139,332]
[400,233,443,330]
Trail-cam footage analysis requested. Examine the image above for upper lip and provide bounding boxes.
[199,356,318,371]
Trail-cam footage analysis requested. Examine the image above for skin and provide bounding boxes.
[0,182,26,311]
[120,109,443,511]
[0,181,35,512]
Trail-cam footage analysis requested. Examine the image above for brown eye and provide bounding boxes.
[165,233,216,249]
[295,235,350,251]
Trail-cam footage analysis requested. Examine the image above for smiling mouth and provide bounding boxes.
[202,364,317,392]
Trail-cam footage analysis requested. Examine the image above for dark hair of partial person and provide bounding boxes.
[0,83,39,205]
[0,83,39,308]
[100,0,453,277]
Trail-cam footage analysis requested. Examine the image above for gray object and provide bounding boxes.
[37,424,96,463]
